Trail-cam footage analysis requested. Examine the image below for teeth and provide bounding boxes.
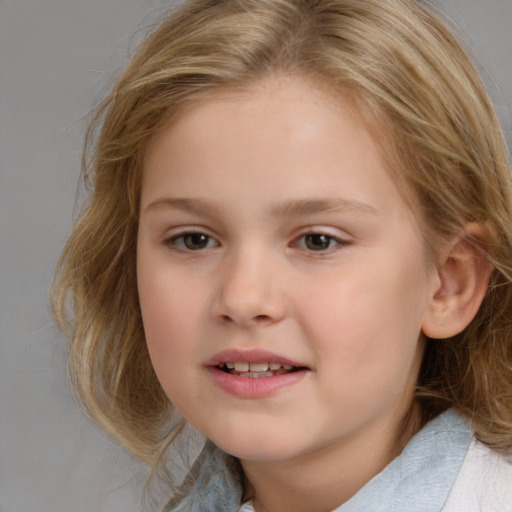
[245,371,274,378]
[249,362,269,372]
[222,362,297,373]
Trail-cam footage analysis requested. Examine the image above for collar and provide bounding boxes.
[334,409,471,512]
[164,409,470,512]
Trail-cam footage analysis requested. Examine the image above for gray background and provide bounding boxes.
[1,1,511,511]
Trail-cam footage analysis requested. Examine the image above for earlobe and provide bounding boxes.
[422,223,494,339]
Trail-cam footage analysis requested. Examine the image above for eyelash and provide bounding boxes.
[291,233,348,252]
[164,231,218,251]
[163,230,349,253]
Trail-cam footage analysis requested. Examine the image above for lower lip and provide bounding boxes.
[207,367,308,398]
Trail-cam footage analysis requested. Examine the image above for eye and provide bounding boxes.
[294,233,347,251]
[168,232,218,251]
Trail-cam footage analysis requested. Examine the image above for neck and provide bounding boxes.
[241,402,422,512]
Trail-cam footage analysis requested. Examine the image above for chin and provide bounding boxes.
[209,429,307,462]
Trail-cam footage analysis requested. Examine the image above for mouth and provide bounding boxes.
[216,361,302,378]
[207,350,309,397]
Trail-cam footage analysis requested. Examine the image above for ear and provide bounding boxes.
[422,223,494,339]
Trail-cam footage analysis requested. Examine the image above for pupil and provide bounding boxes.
[185,233,208,249]
[306,234,330,250]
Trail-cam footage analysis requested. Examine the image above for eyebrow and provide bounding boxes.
[270,198,379,217]
[143,197,223,216]
[143,197,379,217]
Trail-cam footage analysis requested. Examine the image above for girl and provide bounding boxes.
[52,0,512,510]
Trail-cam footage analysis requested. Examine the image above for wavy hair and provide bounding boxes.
[52,0,512,491]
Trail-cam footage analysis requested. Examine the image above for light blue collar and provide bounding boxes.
[335,409,471,512]
[163,409,471,512]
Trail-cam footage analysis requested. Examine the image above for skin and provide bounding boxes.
[137,76,443,512]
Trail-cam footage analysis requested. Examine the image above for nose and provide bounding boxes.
[212,248,287,328]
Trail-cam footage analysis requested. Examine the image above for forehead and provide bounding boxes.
[148,74,377,158]
[141,75,410,221]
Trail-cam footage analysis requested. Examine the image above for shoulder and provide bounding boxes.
[443,438,512,512]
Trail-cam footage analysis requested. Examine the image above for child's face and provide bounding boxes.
[137,76,439,464]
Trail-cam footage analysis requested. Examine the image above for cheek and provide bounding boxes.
[299,252,429,373]
[299,266,427,426]
[138,283,204,409]
[137,255,204,381]
[139,283,187,348]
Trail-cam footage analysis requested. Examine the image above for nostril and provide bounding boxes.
[218,313,272,326]
[220,314,233,323]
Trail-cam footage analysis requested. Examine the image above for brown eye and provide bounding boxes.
[304,234,336,251]
[171,233,217,250]
[293,233,347,252]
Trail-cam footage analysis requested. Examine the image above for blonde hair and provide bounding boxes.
[52,0,512,486]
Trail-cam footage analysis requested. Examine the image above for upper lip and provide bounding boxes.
[206,349,307,368]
